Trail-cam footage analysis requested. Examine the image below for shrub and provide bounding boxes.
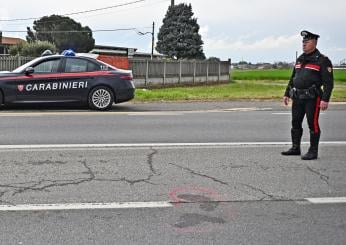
[9,41,57,57]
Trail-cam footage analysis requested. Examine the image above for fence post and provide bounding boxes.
[145,59,149,87]
[193,61,196,84]
[163,61,166,85]
[179,60,182,84]
[18,56,21,68]
[206,62,209,83]
[228,58,232,82]
[218,62,221,83]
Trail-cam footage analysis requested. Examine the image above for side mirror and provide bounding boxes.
[24,67,34,75]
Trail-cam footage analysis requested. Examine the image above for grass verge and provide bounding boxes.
[134,80,346,102]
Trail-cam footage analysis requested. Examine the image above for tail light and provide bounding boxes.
[120,75,133,80]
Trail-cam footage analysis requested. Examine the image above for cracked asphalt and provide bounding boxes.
[1,145,344,204]
[0,101,345,244]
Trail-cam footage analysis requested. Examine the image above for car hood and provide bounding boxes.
[0,71,19,78]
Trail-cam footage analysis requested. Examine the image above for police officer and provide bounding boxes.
[282,30,334,160]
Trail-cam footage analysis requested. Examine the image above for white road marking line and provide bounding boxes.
[223,107,258,111]
[0,113,45,117]
[0,201,173,211]
[0,141,346,150]
[305,197,346,204]
[128,112,184,116]
[272,112,291,115]
[0,108,272,117]
[222,107,272,112]
[330,101,346,105]
[272,112,325,115]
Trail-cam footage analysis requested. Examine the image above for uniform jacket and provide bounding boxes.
[284,49,334,102]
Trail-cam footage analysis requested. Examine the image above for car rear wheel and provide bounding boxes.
[88,86,114,111]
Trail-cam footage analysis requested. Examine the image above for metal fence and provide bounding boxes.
[0,56,34,71]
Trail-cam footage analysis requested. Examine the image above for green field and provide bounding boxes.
[232,69,346,82]
[135,81,284,101]
[231,69,292,80]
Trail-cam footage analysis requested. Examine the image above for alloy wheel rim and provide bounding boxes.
[92,89,111,109]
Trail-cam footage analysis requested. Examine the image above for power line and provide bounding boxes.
[1,0,169,26]
[1,28,152,33]
[0,0,146,22]
[75,0,169,20]
[64,0,146,16]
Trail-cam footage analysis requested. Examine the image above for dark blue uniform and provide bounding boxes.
[285,49,334,135]
[282,31,334,160]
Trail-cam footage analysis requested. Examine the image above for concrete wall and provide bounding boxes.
[134,75,230,88]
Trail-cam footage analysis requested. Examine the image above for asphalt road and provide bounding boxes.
[0,101,345,245]
[0,101,345,144]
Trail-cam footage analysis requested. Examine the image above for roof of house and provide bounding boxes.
[1,36,26,45]
[91,44,166,58]
[133,51,166,58]
[90,45,137,56]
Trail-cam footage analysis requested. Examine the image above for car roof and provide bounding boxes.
[32,54,103,66]
[40,54,97,60]
[11,54,103,73]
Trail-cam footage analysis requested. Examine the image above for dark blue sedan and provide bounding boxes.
[0,52,135,110]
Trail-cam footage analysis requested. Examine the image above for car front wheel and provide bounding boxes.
[88,86,114,111]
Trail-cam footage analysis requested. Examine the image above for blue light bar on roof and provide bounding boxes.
[62,49,76,56]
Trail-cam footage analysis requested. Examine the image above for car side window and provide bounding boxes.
[87,61,101,72]
[64,58,101,72]
[33,59,60,73]
[65,58,88,72]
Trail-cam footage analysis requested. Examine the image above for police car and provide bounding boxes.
[0,50,135,110]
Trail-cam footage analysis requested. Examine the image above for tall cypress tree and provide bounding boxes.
[156,3,205,60]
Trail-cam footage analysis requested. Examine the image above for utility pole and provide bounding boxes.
[136,23,155,60]
[171,0,174,6]
[151,22,155,60]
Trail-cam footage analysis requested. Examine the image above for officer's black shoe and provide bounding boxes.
[281,146,301,155]
[301,132,320,160]
[281,128,303,155]
[301,151,318,160]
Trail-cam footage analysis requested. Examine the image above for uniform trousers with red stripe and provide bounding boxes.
[292,96,321,134]
[291,96,321,152]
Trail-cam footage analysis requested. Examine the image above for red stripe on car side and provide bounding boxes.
[0,71,115,81]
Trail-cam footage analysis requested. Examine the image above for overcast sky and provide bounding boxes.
[1,0,346,64]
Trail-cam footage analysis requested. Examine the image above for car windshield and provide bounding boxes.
[12,57,43,73]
